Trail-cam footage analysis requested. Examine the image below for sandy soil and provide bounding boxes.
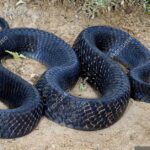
[0,1,149,150]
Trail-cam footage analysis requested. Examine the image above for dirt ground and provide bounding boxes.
[0,1,149,150]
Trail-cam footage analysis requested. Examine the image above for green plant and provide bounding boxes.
[5,50,26,60]
[144,0,150,14]
[76,0,144,18]
[29,0,149,17]
[79,77,88,92]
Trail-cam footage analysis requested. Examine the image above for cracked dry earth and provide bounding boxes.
[0,1,149,150]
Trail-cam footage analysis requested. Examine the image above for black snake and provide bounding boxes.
[0,18,149,139]
[73,26,150,103]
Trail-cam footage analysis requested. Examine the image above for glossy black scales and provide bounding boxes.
[73,26,150,103]
[2,18,147,136]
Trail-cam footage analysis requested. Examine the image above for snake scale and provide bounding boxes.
[0,18,149,139]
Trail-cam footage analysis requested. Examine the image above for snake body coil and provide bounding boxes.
[73,26,150,103]
[0,18,79,138]
[0,18,149,138]
[37,28,131,130]
[0,18,130,135]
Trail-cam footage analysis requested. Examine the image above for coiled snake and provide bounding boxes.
[0,18,149,138]
[73,26,150,103]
